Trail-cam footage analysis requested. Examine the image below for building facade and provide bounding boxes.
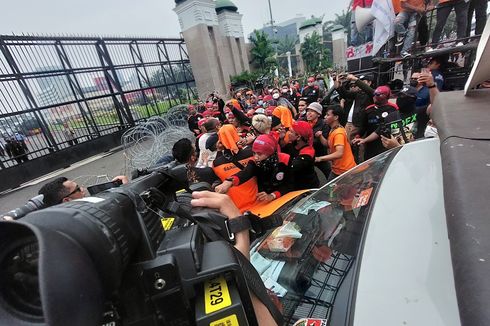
[174,0,249,98]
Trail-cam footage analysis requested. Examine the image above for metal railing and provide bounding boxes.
[0,34,196,169]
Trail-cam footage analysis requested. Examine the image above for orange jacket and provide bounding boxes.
[212,149,258,212]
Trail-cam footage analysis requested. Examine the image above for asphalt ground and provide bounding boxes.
[0,147,128,214]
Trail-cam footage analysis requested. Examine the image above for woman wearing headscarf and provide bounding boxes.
[226,111,250,140]
[215,134,293,203]
[271,105,294,149]
[211,124,258,212]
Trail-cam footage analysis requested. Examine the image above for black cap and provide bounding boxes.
[399,85,418,98]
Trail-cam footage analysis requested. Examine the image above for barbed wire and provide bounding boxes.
[121,105,195,174]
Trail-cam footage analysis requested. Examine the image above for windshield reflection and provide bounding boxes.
[251,150,398,325]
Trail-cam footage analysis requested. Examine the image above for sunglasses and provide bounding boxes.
[65,185,81,198]
[373,92,386,96]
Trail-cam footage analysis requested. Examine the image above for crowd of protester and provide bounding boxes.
[12,57,447,215]
[181,65,441,212]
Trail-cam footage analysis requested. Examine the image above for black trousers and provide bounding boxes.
[432,0,469,44]
[327,171,339,183]
[315,161,331,180]
[466,0,488,36]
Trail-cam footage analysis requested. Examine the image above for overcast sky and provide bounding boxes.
[0,0,351,40]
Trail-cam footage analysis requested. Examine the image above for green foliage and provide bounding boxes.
[300,31,331,74]
[230,70,262,89]
[277,35,297,55]
[324,9,352,44]
[334,10,351,30]
[249,30,276,71]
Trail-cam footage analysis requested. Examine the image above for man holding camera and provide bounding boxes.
[38,175,129,207]
[378,86,419,149]
[352,86,398,160]
[334,73,375,163]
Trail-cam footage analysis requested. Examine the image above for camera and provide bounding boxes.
[2,194,45,220]
[378,111,392,138]
[0,166,282,326]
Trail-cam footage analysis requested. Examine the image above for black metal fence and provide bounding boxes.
[0,35,196,170]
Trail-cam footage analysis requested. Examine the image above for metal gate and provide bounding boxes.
[0,34,196,170]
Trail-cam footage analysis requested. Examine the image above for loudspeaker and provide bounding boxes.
[355,7,375,32]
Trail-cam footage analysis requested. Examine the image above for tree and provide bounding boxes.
[249,30,276,71]
[230,70,263,90]
[334,10,351,30]
[277,35,297,55]
[300,31,331,74]
[325,9,352,44]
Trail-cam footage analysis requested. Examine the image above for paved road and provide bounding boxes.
[0,147,128,214]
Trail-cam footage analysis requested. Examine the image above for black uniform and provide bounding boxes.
[232,152,293,198]
[5,139,29,164]
[359,102,398,160]
[286,145,320,190]
[302,85,320,103]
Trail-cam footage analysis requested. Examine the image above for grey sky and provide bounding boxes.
[0,0,350,40]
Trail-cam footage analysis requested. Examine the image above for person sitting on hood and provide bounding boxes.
[211,124,258,212]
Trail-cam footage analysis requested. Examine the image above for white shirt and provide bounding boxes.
[196,133,217,168]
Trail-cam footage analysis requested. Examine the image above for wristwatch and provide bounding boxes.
[227,213,253,234]
[227,211,283,236]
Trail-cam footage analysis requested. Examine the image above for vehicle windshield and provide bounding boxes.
[251,148,400,325]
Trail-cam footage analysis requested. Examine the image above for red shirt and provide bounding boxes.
[353,0,374,10]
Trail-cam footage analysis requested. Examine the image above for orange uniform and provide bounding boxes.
[212,149,258,212]
[328,127,357,175]
[400,0,425,11]
[392,0,402,13]
[213,125,258,212]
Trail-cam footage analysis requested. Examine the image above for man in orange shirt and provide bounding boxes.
[315,105,356,181]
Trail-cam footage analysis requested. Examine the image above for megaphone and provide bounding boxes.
[355,6,375,31]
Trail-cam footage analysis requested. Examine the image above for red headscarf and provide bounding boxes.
[292,120,313,146]
[252,134,277,156]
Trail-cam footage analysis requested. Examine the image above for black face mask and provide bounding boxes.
[396,96,416,113]
[256,153,278,171]
[409,79,419,87]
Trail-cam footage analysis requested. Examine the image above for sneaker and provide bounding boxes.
[395,34,405,47]
[455,41,464,47]
[401,51,411,58]
[426,47,435,52]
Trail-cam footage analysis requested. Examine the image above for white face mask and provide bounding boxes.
[308,82,313,87]
[272,93,280,100]
[258,100,264,106]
